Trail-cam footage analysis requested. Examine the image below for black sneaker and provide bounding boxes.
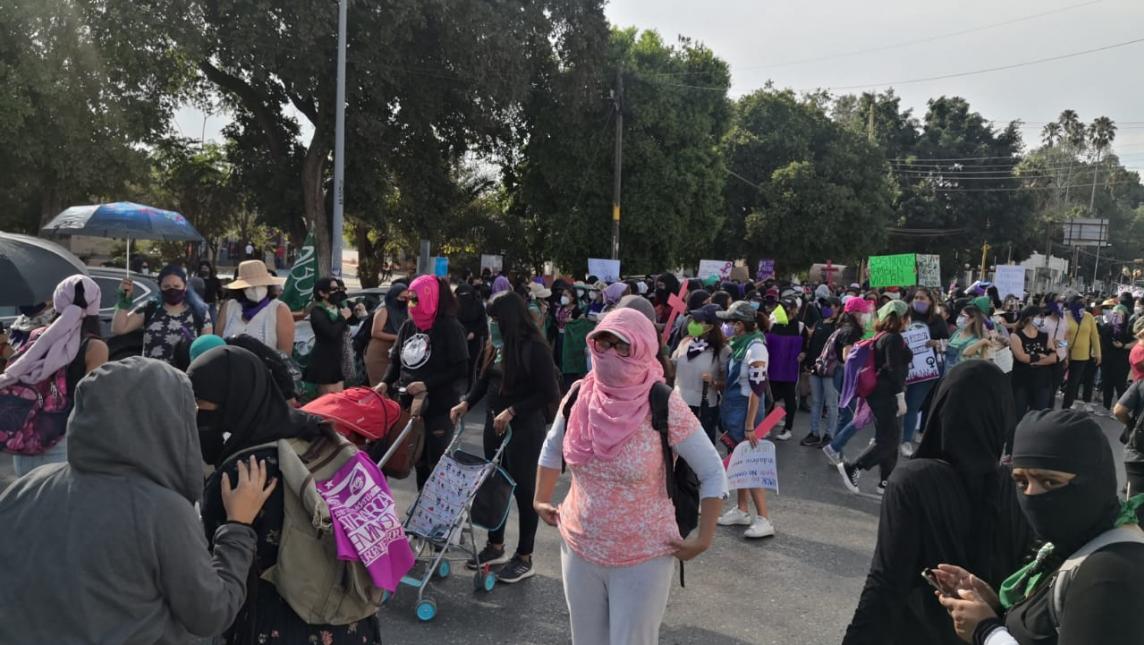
[799,433,822,447]
[837,462,861,494]
[496,555,535,583]
[466,544,509,570]
[816,434,833,448]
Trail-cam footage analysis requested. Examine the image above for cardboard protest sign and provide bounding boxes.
[725,440,779,493]
[868,254,917,287]
[480,254,503,274]
[698,259,733,281]
[587,258,621,283]
[993,265,1027,300]
[903,326,940,384]
[730,265,750,282]
[916,254,942,288]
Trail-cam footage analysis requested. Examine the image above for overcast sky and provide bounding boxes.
[175,0,1144,170]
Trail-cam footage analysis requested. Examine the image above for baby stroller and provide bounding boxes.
[389,421,515,621]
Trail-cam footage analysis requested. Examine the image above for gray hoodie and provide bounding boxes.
[0,356,256,644]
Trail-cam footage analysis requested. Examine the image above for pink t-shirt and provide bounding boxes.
[559,391,701,567]
[1132,344,1144,382]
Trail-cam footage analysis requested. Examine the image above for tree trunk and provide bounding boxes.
[355,223,381,288]
[302,137,332,278]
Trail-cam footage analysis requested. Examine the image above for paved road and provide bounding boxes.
[1,398,1128,645]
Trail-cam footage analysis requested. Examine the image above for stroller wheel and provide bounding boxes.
[477,571,496,593]
[436,560,451,579]
[415,598,438,622]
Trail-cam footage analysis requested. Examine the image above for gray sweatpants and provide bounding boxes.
[560,541,675,645]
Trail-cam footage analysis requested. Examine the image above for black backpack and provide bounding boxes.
[351,310,376,357]
[562,380,701,586]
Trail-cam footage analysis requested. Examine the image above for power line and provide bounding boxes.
[925,178,1140,192]
[643,0,1101,77]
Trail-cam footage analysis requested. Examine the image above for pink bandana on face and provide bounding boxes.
[563,308,664,465]
[407,275,440,331]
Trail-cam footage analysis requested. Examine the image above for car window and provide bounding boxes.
[0,306,18,318]
[94,277,124,309]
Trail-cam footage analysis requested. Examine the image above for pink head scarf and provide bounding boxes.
[563,308,664,465]
[0,274,100,388]
[407,275,440,331]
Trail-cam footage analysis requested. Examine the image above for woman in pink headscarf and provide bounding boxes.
[378,275,469,489]
[1,275,109,475]
[534,308,726,645]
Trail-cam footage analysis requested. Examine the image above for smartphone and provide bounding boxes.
[921,569,956,597]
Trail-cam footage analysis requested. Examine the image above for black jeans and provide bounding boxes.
[1102,353,1130,410]
[1063,359,1096,409]
[1047,361,1065,409]
[1012,377,1052,422]
[483,408,545,555]
[853,392,901,482]
[415,412,455,490]
[770,380,797,430]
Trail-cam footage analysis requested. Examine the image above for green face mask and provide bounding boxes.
[489,320,503,348]
[687,321,707,338]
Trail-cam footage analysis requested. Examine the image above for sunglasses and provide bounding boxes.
[592,334,632,357]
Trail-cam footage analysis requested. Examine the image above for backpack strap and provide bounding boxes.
[649,382,674,498]
[1048,525,1144,631]
[561,380,583,421]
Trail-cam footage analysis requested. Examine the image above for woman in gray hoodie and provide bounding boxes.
[0,356,276,643]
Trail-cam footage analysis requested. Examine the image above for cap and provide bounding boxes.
[716,300,757,322]
[529,282,552,299]
[689,303,723,325]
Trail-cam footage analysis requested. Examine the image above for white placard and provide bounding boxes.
[904,326,940,384]
[725,440,779,493]
[698,259,733,281]
[587,258,621,283]
[993,265,1027,300]
[480,254,503,274]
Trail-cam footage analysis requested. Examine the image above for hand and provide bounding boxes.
[1095,356,1102,367]
[467,332,475,341]
[672,535,712,562]
[933,564,1001,611]
[927,340,942,349]
[896,393,907,417]
[373,382,389,397]
[797,352,806,363]
[701,372,713,384]
[534,501,559,526]
[745,429,758,448]
[449,401,469,426]
[221,456,278,525]
[119,278,134,298]
[493,408,513,435]
[937,587,998,642]
[405,381,427,397]
[339,307,352,320]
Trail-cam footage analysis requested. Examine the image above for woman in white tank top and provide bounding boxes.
[217,261,293,354]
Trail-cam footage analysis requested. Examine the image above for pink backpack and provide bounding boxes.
[0,331,86,455]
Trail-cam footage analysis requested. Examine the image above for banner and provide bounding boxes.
[433,256,449,278]
[868,253,917,288]
[993,265,1026,300]
[698,259,733,281]
[903,326,940,384]
[916,254,942,288]
[587,258,621,283]
[280,232,316,311]
[480,254,503,274]
[725,440,779,494]
[756,259,775,281]
[1117,283,1144,299]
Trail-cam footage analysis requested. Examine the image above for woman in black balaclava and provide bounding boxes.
[935,409,1144,645]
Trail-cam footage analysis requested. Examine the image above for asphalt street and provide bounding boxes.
[0,397,1128,645]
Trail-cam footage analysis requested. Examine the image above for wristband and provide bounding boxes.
[972,617,1004,645]
[116,290,132,309]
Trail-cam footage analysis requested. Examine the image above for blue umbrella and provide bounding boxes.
[42,201,204,276]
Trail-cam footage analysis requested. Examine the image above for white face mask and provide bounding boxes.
[560,296,571,306]
[956,316,970,329]
[244,286,268,302]
[1136,307,1144,316]
[589,291,600,301]
[1033,317,1045,329]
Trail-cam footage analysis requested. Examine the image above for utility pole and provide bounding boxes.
[610,68,623,261]
[979,241,991,280]
[331,0,348,277]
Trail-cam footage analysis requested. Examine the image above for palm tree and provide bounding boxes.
[1086,116,1117,214]
[1058,110,1086,202]
[1041,122,1062,148]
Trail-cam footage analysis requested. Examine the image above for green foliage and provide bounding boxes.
[723,89,895,271]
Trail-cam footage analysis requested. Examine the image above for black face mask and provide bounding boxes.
[196,409,220,435]
[1017,481,1102,551]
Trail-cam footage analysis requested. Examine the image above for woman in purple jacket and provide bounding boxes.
[766,298,807,442]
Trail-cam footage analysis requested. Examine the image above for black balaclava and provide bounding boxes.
[1011,410,1121,553]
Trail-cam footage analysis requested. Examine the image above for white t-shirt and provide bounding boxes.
[732,340,768,397]
[671,338,730,407]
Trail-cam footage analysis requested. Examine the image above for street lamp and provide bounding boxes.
[331,0,348,277]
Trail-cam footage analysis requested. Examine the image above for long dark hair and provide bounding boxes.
[488,292,549,393]
[435,277,459,317]
[907,287,939,324]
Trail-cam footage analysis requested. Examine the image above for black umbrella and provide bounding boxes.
[0,233,88,306]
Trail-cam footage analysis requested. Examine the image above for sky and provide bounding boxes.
[174,0,1144,170]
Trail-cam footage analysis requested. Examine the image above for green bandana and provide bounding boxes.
[998,494,1144,609]
[317,302,340,322]
[729,331,765,361]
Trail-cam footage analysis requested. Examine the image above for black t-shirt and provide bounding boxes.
[385,316,469,417]
[1011,328,1052,388]
[806,320,837,369]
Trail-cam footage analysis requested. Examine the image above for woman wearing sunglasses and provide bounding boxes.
[379,275,469,489]
[534,308,726,645]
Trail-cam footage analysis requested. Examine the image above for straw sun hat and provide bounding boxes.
[225,260,286,289]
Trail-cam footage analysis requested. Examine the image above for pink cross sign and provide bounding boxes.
[661,282,690,344]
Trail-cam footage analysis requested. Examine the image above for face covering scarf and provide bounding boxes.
[407,275,440,331]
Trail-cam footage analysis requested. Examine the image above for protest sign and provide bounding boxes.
[1117,283,1144,299]
[698,259,733,281]
[916,254,942,288]
[480,254,503,274]
[433,256,449,277]
[725,440,779,493]
[587,258,621,283]
[993,265,1026,300]
[868,254,917,287]
[809,263,848,285]
[730,265,750,282]
[757,259,775,281]
[903,326,940,384]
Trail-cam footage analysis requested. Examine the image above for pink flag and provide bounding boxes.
[318,452,415,592]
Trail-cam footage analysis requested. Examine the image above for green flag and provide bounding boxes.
[280,232,316,311]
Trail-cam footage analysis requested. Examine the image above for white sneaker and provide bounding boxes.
[822,443,842,466]
[773,429,793,441]
[717,507,752,526]
[899,442,916,458]
[744,516,775,539]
